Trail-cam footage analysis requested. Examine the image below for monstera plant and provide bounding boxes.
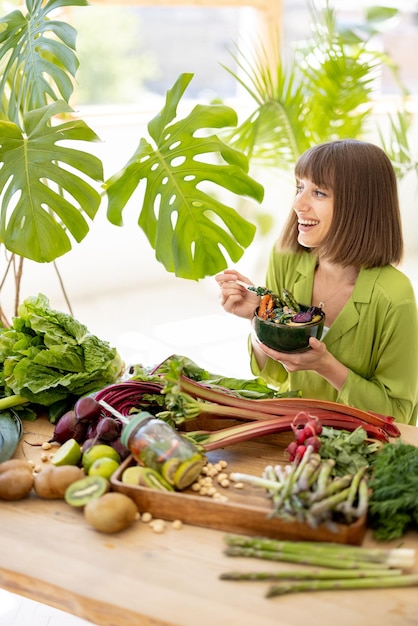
[0,0,263,315]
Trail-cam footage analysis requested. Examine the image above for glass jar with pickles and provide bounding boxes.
[121,411,206,490]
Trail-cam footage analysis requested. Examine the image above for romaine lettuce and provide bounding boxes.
[0,294,123,409]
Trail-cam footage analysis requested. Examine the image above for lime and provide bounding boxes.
[121,466,143,485]
[82,444,121,473]
[52,438,82,466]
[88,457,120,480]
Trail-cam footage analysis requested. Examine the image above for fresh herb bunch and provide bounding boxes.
[368,441,418,541]
[318,426,380,477]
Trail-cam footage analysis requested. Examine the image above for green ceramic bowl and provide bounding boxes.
[254,304,325,353]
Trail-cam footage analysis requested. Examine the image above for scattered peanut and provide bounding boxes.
[41,442,52,450]
[172,519,183,530]
[150,519,166,533]
[141,511,153,523]
[213,492,229,502]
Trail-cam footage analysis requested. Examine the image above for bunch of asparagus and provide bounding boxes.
[221,534,418,597]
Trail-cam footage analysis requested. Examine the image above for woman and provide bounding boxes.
[216,139,418,425]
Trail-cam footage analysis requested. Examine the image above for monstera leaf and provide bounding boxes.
[105,73,264,280]
[0,100,103,262]
[0,0,88,125]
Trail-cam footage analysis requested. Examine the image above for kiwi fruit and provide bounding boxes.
[84,492,139,533]
[64,475,109,507]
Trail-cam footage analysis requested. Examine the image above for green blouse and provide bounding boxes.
[249,250,418,425]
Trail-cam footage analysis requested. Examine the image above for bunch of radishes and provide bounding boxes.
[286,412,322,462]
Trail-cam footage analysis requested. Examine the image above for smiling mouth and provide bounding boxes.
[298,219,319,227]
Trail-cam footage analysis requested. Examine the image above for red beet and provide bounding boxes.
[109,437,130,461]
[74,396,102,423]
[49,410,88,444]
[95,417,122,442]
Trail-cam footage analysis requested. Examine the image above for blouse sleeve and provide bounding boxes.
[337,299,418,425]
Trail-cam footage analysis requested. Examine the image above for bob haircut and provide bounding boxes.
[278,139,404,267]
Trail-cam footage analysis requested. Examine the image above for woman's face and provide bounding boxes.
[293,177,334,249]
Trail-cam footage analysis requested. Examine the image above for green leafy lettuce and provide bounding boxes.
[0,294,123,411]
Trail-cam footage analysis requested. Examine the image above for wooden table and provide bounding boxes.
[1,419,417,626]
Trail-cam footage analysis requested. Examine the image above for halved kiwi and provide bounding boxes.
[65,475,109,507]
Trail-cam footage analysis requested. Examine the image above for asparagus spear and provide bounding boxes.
[220,568,404,581]
[266,574,418,597]
[223,535,416,569]
[224,546,390,570]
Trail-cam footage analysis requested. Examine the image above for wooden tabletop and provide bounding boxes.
[1,419,417,626]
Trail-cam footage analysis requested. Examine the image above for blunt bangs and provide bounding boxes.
[294,144,337,191]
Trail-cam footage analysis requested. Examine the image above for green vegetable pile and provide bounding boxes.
[368,441,418,541]
[0,293,124,420]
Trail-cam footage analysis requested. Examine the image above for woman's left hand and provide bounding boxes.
[256,336,328,372]
[255,334,349,391]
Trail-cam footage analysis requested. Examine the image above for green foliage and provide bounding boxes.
[319,426,380,477]
[368,441,418,540]
[378,111,418,179]
[105,73,264,280]
[223,1,414,173]
[0,293,123,406]
[0,0,417,293]
[0,0,88,126]
[0,101,103,262]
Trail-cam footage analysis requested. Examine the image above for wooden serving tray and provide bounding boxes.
[111,425,367,545]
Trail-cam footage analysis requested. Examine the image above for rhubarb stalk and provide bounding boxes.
[178,376,400,438]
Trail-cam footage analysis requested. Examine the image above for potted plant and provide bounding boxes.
[0,0,415,322]
[222,1,415,174]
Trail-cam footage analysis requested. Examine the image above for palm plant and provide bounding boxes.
[223,2,416,175]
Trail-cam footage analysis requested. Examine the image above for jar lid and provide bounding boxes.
[120,411,154,448]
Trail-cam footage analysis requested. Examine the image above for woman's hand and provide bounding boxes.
[255,335,350,391]
[257,336,328,371]
[215,269,260,320]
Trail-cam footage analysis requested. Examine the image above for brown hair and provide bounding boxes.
[278,139,404,267]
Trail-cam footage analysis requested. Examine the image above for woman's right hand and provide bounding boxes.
[215,269,260,320]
